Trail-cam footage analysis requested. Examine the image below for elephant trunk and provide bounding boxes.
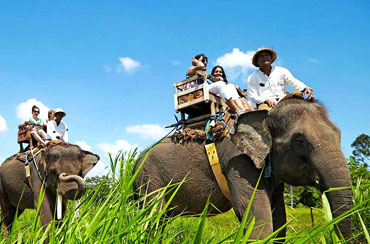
[59,173,86,200]
[315,152,352,239]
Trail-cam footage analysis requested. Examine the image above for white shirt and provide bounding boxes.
[247,66,308,104]
[47,120,69,142]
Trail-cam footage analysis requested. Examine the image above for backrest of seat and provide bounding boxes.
[18,123,30,143]
[174,71,226,113]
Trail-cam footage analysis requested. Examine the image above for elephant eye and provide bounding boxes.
[292,133,306,145]
[296,138,304,144]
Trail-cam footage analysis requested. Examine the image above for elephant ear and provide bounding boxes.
[81,150,100,178]
[230,110,271,169]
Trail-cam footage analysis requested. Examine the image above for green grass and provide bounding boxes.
[0,149,369,243]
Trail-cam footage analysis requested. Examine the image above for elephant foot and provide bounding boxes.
[2,227,9,237]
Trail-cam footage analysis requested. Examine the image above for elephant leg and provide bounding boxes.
[1,205,16,236]
[226,158,273,240]
[0,182,16,235]
[31,182,54,231]
[270,183,286,243]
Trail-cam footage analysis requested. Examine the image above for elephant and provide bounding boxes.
[133,95,352,241]
[0,142,100,235]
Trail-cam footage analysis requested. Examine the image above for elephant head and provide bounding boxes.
[230,97,352,239]
[40,143,100,200]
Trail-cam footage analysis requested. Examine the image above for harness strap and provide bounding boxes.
[205,111,230,142]
[24,147,48,189]
[24,153,33,188]
[205,143,231,200]
[264,153,272,178]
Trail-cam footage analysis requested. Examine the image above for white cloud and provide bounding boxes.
[126,124,168,140]
[171,60,181,66]
[75,141,92,151]
[215,48,256,82]
[97,139,139,157]
[16,98,50,122]
[85,161,110,178]
[308,58,318,63]
[102,65,112,73]
[0,115,8,135]
[118,57,141,73]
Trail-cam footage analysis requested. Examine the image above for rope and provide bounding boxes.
[205,111,230,142]
[264,153,272,178]
[29,147,48,187]
[210,111,230,131]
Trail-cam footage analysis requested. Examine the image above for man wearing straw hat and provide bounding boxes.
[247,47,314,110]
[47,108,69,143]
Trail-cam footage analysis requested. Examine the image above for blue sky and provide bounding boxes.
[1,0,369,176]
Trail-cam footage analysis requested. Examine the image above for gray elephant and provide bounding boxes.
[0,143,99,235]
[133,96,352,241]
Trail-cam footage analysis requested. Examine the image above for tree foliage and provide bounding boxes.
[85,176,114,202]
[350,133,370,168]
[348,133,370,186]
[284,185,322,208]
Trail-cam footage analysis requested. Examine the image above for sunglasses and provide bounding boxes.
[33,110,40,114]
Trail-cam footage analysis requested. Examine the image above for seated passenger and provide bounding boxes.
[46,109,55,124]
[186,53,207,76]
[28,105,47,146]
[184,53,208,90]
[247,47,314,110]
[47,108,68,143]
[210,65,254,114]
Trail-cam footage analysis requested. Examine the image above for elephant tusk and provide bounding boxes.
[57,194,63,220]
[315,179,320,185]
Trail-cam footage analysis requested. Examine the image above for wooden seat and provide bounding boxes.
[174,71,228,129]
[17,123,41,152]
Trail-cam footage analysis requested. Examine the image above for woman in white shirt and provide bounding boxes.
[210,65,254,114]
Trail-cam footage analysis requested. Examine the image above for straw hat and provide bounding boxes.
[252,47,277,67]
[54,108,66,117]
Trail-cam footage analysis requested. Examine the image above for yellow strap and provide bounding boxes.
[32,148,43,157]
[205,143,231,200]
[25,165,30,177]
[24,165,33,188]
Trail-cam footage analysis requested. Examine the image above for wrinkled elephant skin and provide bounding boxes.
[133,98,352,241]
[0,143,99,235]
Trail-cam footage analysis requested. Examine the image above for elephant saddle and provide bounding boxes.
[16,146,43,163]
[171,112,235,144]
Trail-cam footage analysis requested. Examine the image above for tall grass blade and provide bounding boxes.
[234,169,264,243]
[357,212,370,243]
[190,197,209,244]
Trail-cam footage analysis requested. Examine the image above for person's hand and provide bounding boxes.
[302,87,314,100]
[216,76,224,81]
[265,99,276,108]
[191,58,198,66]
[192,57,205,69]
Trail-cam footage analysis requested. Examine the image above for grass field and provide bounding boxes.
[5,206,325,243]
[0,150,368,243]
